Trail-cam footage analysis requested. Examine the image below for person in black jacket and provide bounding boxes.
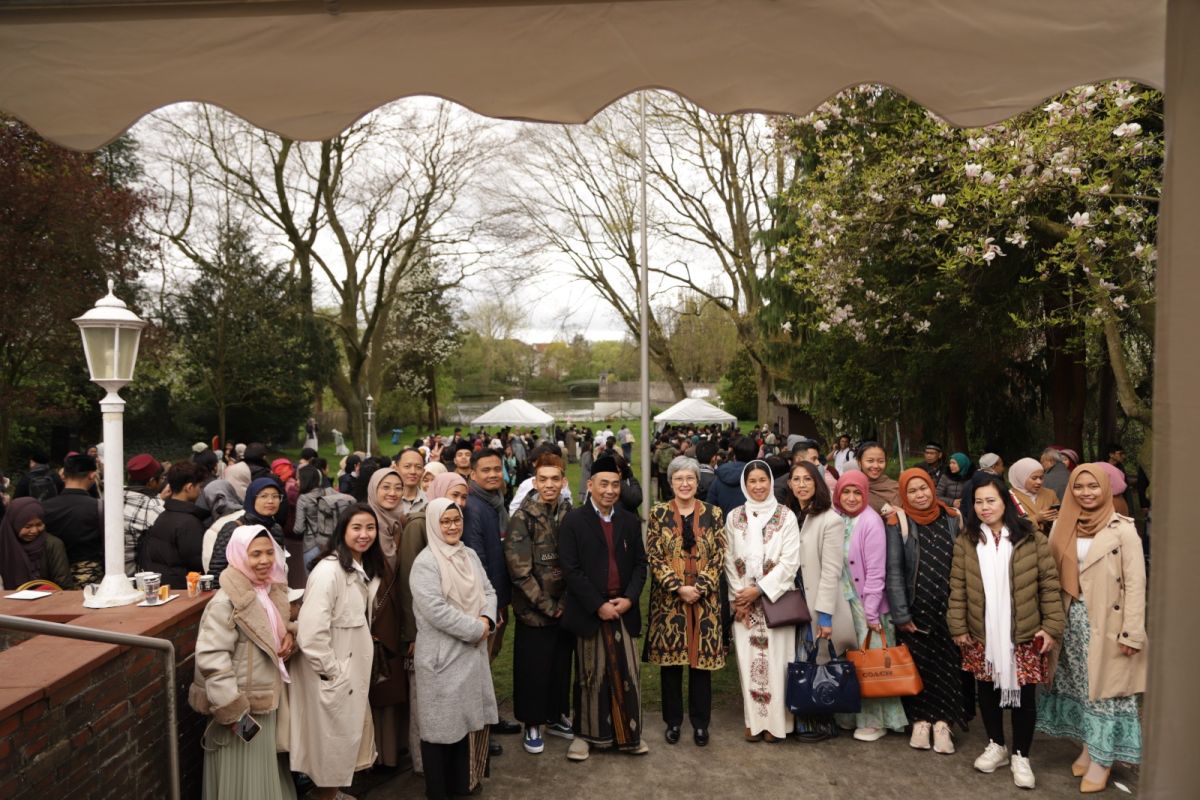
[559,454,649,762]
[463,447,521,749]
[139,462,208,589]
[40,453,102,585]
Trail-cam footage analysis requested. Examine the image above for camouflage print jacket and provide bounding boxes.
[504,493,573,627]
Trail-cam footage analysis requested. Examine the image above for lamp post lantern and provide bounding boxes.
[73,279,147,607]
[365,393,375,458]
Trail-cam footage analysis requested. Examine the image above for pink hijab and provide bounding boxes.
[428,471,467,500]
[224,524,290,680]
[833,470,871,517]
[1097,461,1128,494]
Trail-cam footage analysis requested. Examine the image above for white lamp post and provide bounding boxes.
[365,393,375,458]
[73,279,147,608]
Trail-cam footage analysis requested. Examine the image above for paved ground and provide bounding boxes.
[356,702,1139,800]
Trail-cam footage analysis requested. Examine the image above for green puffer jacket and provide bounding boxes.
[947,528,1065,645]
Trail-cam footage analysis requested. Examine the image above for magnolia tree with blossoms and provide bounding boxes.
[763,82,1161,462]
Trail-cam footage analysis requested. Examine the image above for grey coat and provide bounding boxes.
[410,546,499,744]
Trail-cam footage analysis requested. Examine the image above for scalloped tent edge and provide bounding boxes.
[1,1,1196,797]
[469,398,554,429]
[653,397,737,431]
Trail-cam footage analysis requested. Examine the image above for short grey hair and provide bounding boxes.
[667,455,701,483]
[1040,448,1063,463]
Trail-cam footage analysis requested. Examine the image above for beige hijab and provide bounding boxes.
[368,467,407,562]
[1051,463,1116,600]
[425,497,487,618]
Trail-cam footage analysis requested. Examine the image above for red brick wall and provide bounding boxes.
[0,604,208,800]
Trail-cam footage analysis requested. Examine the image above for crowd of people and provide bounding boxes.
[0,425,1149,797]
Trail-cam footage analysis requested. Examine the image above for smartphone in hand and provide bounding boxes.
[234,713,261,743]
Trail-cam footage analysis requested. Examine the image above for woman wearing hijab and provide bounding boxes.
[1037,465,1146,793]
[411,497,499,800]
[398,471,469,776]
[858,442,899,514]
[937,453,972,510]
[290,503,384,800]
[1008,457,1060,533]
[948,474,1063,790]
[209,478,287,582]
[421,461,447,494]
[190,524,297,800]
[0,497,73,589]
[367,465,415,770]
[724,460,801,742]
[785,461,855,741]
[1096,462,1132,516]
[833,470,909,741]
[884,468,964,753]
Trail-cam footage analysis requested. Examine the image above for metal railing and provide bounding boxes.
[0,614,180,800]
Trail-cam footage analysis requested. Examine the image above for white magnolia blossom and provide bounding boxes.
[1060,166,1083,179]
[1114,95,1139,109]
[1113,122,1143,138]
[967,136,993,152]
[1069,211,1091,228]
[964,163,983,178]
[1091,237,1107,249]
[929,193,947,207]
[781,320,793,333]
[1044,101,1066,114]
[1098,183,1112,194]
[980,171,996,185]
[813,119,829,133]
[1005,231,1029,248]
[982,237,1005,263]
[1112,295,1130,311]
[936,218,954,231]
[1113,204,1128,217]
[914,319,932,333]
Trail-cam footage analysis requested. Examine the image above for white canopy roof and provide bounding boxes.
[0,0,1164,151]
[470,398,554,428]
[654,397,736,430]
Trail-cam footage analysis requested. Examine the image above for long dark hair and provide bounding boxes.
[784,461,832,522]
[310,502,386,580]
[962,473,1033,546]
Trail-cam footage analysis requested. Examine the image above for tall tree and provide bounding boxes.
[0,117,146,465]
[147,101,494,453]
[170,224,335,444]
[764,83,1160,463]
[505,103,689,400]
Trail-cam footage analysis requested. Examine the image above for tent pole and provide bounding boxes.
[1142,2,1198,796]
[638,91,652,523]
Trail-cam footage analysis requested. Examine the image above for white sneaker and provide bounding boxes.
[566,737,590,762]
[853,726,886,742]
[932,721,955,754]
[1011,754,1036,789]
[974,740,1010,773]
[909,721,932,750]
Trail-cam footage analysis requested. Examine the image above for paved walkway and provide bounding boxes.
[359,702,1139,799]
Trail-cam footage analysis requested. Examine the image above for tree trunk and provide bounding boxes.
[755,361,772,426]
[946,388,968,453]
[426,364,440,430]
[1046,324,1086,456]
[1097,354,1119,458]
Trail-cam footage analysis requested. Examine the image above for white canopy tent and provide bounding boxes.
[0,2,1194,795]
[654,397,736,431]
[469,398,554,430]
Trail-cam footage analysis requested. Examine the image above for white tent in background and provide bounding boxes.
[470,398,554,430]
[654,398,737,431]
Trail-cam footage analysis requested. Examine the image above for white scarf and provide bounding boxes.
[739,460,778,581]
[976,525,1021,707]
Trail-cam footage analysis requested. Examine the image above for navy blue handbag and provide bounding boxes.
[786,637,862,716]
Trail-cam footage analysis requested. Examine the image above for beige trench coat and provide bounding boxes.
[797,508,858,656]
[289,556,380,788]
[1051,514,1148,701]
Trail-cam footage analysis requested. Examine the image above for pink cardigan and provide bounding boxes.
[846,507,889,625]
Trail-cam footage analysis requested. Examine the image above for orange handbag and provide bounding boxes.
[845,629,924,698]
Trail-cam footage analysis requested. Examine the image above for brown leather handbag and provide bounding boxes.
[845,629,924,698]
[762,588,811,628]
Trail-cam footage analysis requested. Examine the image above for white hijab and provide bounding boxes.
[738,460,779,581]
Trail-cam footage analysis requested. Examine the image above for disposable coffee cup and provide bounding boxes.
[143,574,162,604]
[134,572,153,592]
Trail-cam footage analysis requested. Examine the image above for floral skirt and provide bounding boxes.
[960,637,1045,685]
[1036,600,1143,766]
